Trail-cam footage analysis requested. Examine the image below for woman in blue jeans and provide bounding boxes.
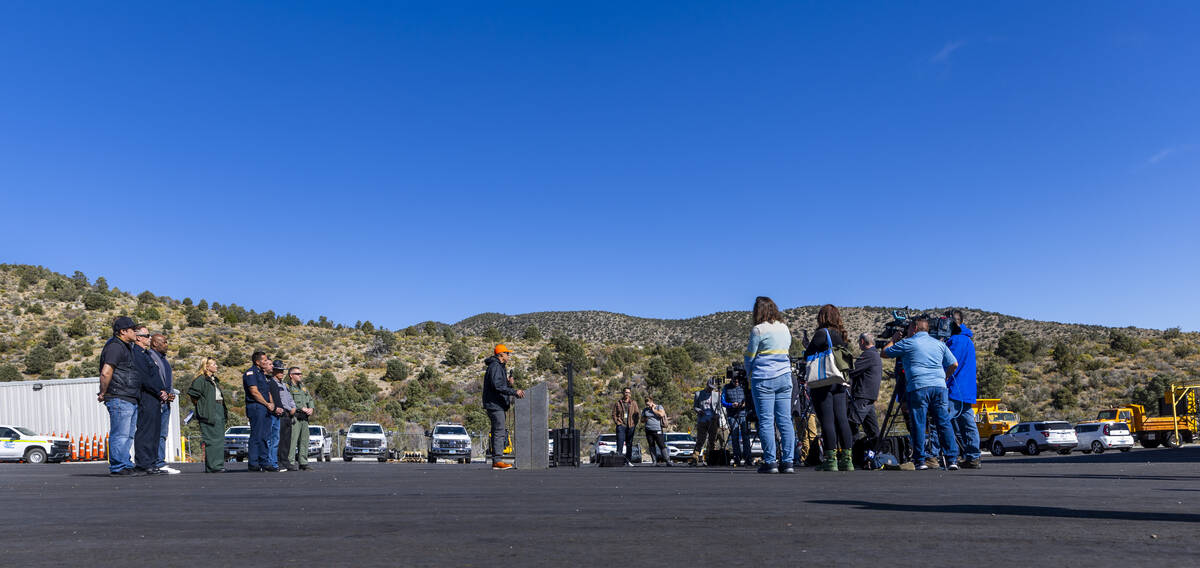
[744,296,796,474]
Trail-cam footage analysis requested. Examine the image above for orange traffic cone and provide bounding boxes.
[102,435,109,460]
[86,435,94,461]
[90,435,98,461]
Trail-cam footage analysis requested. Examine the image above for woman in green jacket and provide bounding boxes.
[187,357,228,473]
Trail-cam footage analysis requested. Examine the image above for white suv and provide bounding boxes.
[343,422,388,462]
[991,421,1078,456]
[1073,422,1134,454]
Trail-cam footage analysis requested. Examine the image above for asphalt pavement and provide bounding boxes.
[3,446,1198,567]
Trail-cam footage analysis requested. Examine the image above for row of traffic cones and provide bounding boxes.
[53,433,109,462]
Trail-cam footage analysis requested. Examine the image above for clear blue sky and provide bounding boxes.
[2,2,1197,331]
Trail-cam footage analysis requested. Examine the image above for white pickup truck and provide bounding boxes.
[343,422,388,462]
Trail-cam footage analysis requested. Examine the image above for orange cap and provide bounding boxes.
[494,344,513,354]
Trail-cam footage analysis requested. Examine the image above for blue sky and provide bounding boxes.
[1,2,1197,331]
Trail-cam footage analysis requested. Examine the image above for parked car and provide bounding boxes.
[308,425,332,462]
[343,422,389,462]
[0,425,70,464]
[990,421,1078,456]
[664,432,694,462]
[224,426,250,462]
[426,423,472,464]
[590,433,642,463]
[1074,422,1135,454]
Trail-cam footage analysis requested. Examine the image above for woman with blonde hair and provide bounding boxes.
[187,357,228,473]
[744,296,795,473]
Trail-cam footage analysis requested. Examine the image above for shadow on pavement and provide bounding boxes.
[810,500,1200,524]
[971,473,1200,482]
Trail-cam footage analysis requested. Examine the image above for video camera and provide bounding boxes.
[875,309,954,349]
[725,362,747,383]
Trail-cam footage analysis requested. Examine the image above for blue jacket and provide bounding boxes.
[946,327,977,404]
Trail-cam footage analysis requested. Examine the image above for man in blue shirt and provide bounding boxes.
[945,312,982,469]
[882,316,960,470]
[243,351,278,472]
[148,334,180,474]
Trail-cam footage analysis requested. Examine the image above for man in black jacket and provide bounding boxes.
[482,344,523,470]
[848,333,882,443]
[132,326,168,474]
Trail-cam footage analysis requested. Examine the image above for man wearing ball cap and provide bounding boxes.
[482,344,524,470]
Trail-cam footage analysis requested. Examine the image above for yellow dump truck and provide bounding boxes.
[972,399,1019,449]
[1093,383,1199,448]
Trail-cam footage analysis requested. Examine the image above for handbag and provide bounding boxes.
[805,329,850,389]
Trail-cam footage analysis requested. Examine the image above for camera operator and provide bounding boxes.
[945,312,981,469]
[848,333,881,444]
[881,316,960,471]
[721,370,751,467]
[692,377,720,467]
[641,395,672,466]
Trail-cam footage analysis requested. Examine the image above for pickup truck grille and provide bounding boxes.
[437,440,467,449]
[350,439,381,448]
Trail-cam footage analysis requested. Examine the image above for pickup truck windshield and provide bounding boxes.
[309,427,324,436]
[666,434,694,442]
[15,427,38,437]
[227,427,250,435]
[435,426,468,436]
[350,424,384,434]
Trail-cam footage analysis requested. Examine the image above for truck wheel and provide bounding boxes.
[1091,441,1104,454]
[427,456,436,464]
[378,456,388,462]
[1141,440,1160,449]
[1119,447,1131,452]
[25,447,47,464]
[1164,432,1181,448]
[990,440,1005,457]
[1025,441,1040,456]
[324,455,331,462]
[344,456,353,462]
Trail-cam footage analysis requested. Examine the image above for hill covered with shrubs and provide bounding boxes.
[1,263,1197,451]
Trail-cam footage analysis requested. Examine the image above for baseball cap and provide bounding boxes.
[494,344,513,354]
[112,316,139,333]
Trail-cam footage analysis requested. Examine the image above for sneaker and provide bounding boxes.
[263,466,280,473]
[492,462,513,470]
[924,457,940,469]
[947,462,959,471]
[780,462,795,474]
[757,463,779,474]
[915,463,930,471]
[959,459,982,469]
[299,465,312,471]
[109,468,135,477]
[160,466,181,475]
[279,468,288,472]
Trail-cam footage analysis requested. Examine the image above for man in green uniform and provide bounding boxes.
[187,357,228,473]
[287,367,317,471]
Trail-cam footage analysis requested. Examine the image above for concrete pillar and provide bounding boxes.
[514,382,549,470]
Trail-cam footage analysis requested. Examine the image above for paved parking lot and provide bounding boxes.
[3,446,1198,566]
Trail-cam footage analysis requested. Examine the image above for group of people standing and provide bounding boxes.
[98,315,317,475]
[238,351,316,473]
[603,297,980,475]
[97,316,179,476]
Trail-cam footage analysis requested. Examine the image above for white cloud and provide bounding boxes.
[1147,147,1175,165]
[931,41,965,63]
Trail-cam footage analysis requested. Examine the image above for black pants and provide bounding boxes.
[811,385,852,452]
[278,415,293,469]
[645,429,668,463]
[487,407,507,462]
[848,397,880,440]
[134,393,162,470]
[694,417,718,461]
